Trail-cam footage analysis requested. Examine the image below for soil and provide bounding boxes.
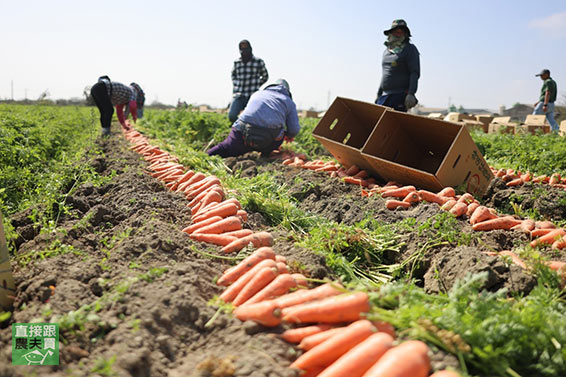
[0,126,562,376]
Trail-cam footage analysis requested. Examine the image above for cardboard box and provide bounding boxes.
[462,119,488,133]
[0,213,15,311]
[516,124,551,135]
[488,122,516,134]
[475,114,494,127]
[427,112,444,120]
[360,110,494,195]
[492,116,512,124]
[312,97,387,171]
[560,120,566,136]
[444,112,475,122]
[300,110,319,118]
[524,114,547,126]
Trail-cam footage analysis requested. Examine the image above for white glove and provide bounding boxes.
[405,93,418,109]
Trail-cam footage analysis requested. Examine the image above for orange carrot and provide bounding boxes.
[521,172,532,182]
[550,173,561,185]
[472,216,522,231]
[381,185,416,199]
[276,261,289,274]
[466,202,480,217]
[221,229,253,238]
[290,320,376,372]
[292,273,308,288]
[189,233,237,246]
[236,210,248,222]
[244,273,298,306]
[219,259,278,302]
[317,332,395,377]
[402,192,421,204]
[353,169,369,179]
[281,324,333,344]
[169,170,195,191]
[199,189,225,208]
[345,165,360,176]
[457,193,474,204]
[511,219,535,233]
[551,237,566,250]
[530,228,566,247]
[299,327,347,351]
[233,299,282,327]
[547,260,566,271]
[221,231,274,253]
[506,178,523,187]
[188,184,222,209]
[449,202,468,217]
[232,266,280,306]
[535,220,556,229]
[274,282,343,309]
[385,200,411,210]
[440,199,457,211]
[178,172,205,192]
[429,371,462,377]
[343,176,368,186]
[438,187,456,198]
[530,228,555,238]
[361,340,430,377]
[469,206,498,225]
[186,177,222,200]
[372,321,396,339]
[193,216,242,235]
[498,250,527,269]
[417,190,448,205]
[192,203,238,223]
[217,247,276,286]
[275,255,287,263]
[181,216,222,235]
[282,291,370,324]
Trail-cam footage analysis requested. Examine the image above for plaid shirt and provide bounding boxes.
[102,80,136,106]
[231,56,268,97]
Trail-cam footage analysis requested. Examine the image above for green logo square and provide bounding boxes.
[12,323,59,365]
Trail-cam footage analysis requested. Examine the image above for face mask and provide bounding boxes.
[240,47,252,62]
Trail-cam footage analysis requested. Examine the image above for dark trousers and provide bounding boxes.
[207,128,284,158]
[228,95,250,123]
[91,82,114,129]
[376,93,407,112]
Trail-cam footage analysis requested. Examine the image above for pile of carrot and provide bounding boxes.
[490,167,566,189]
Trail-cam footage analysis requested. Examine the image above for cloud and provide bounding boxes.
[529,12,566,37]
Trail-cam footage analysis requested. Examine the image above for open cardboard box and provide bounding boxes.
[312,97,387,171]
[488,123,516,134]
[462,119,488,133]
[560,120,566,136]
[360,110,494,195]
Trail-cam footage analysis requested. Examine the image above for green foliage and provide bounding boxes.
[90,355,117,376]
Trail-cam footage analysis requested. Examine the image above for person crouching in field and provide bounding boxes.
[208,79,300,158]
[90,76,138,136]
[125,82,145,120]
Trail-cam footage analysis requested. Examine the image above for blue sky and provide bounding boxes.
[1,0,565,111]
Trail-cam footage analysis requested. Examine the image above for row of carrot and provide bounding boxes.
[120,124,462,377]
[281,158,566,251]
[491,167,566,189]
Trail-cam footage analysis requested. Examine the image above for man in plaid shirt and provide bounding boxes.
[228,40,269,122]
[90,76,138,136]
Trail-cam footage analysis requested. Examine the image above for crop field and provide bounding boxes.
[1,103,566,377]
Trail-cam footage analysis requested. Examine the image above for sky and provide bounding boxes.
[1,0,566,111]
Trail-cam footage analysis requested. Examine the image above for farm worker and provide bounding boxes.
[228,39,269,123]
[533,69,559,132]
[208,79,300,158]
[90,76,138,136]
[125,82,145,120]
[375,19,420,112]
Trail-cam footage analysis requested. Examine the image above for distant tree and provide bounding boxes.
[457,105,464,113]
[448,104,457,112]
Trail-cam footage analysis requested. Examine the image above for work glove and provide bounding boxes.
[405,93,418,109]
[284,136,294,143]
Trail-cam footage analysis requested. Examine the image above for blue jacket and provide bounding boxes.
[378,43,420,96]
[234,85,301,138]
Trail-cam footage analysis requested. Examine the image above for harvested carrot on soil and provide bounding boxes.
[466,202,480,216]
[280,324,333,344]
[275,255,287,263]
[498,250,527,269]
[417,190,448,205]
[381,185,416,199]
[551,236,566,250]
[282,291,370,324]
[530,228,555,238]
[232,266,280,306]
[449,202,468,217]
[221,231,274,253]
[438,187,456,197]
[244,273,298,306]
[299,327,347,351]
[440,199,457,211]
[511,219,535,233]
[189,233,237,246]
[181,216,223,235]
[345,165,360,176]
[385,200,411,210]
[535,220,556,229]
[343,177,368,186]
[219,259,278,302]
[469,206,498,225]
[233,300,282,327]
[361,340,430,377]
[457,193,474,204]
[472,216,522,231]
[274,282,343,309]
[402,192,420,204]
[530,229,566,247]
[236,210,248,222]
[193,216,242,235]
[290,320,376,372]
[217,247,276,286]
[317,332,394,377]
[192,203,238,224]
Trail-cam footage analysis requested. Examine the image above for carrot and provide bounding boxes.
[457,193,474,204]
[282,291,370,324]
[217,247,276,286]
[440,199,457,211]
[511,219,535,233]
[169,170,195,190]
[276,261,289,274]
[353,169,369,179]
[521,172,532,182]
[221,231,274,253]
[429,371,462,377]
[498,250,527,269]
[275,255,287,263]
[343,176,368,186]
[232,266,280,306]
[274,282,343,309]
[189,233,237,246]
[315,164,339,173]
[385,200,411,210]
[417,190,448,205]
[236,209,248,222]
[530,228,555,238]
[292,273,308,288]
[221,229,253,238]
[402,192,421,204]
[192,203,238,223]
[361,340,430,377]
[438,187,456,197]
[219,259,278,302]
[244,273,298,306]
[186,177,222,200]
[290,320,376,372]
[449,202,468,217]
[196,198,241,216]
[178,172,205,192]
[472,216,522,231]
[193,216,242,235]
[551,237,566,250]
[530,229,566,247]
[187,184,221,208]
[233,299,282,327]
[506,177,523,187]
[199,189,225,208]
[535,220,556,229]
[469,206,498,225]
[281,324,333,344]
[181,216,222,235]
[317,332,395,377]
[381,185,416,199]
[299,327,347,351]
[345,165,360,176]
[550,173,561,185]
[466,202,480,217]
[547,261,566,271]
[372,321,396,339]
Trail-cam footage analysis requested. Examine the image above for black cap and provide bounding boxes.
[535,69,550,77]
